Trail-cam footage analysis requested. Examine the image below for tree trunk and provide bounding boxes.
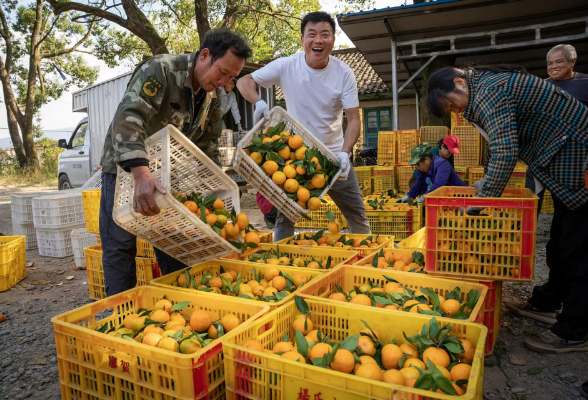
[121,0,169,54]
[194,0,212,46]
[5,107,26,168]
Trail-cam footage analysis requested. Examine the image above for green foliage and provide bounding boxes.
[0,137,63,181]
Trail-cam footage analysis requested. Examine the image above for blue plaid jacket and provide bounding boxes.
[463,70,588,210]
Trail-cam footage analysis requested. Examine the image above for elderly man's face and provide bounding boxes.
[547,50,575,81]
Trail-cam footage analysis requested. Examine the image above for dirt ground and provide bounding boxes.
[0,185,587,400]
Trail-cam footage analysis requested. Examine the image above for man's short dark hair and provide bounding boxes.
[437,138,447,149]
[200,28,252,64]
[301,12,336,36]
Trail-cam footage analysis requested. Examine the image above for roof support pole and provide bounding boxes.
[391,37,399,130]
[415,91,421,129]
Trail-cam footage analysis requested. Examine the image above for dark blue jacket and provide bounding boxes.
[408,155,467,198]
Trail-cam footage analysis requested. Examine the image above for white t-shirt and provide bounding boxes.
[252,52,359,152]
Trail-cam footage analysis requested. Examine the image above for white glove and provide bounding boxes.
[416,196,425,204]
[471,177,487,193]
[237,123,242,132]
[397,195,410,203]
[337,151,350,181]
[253,100,269,125]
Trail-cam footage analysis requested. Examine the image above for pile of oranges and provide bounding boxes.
[282,231,390,249]
[360,249,426,273]
[95,299,241,354]
[240,299,474,396]
[173,266,312,303]
[174,191,260,247]
[245,122,339,211]
[325,275,481,320]
[245,248,336,270]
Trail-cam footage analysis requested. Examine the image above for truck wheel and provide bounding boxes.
[59,174,72,190]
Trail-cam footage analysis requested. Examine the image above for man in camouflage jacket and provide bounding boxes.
[98,28,251,296]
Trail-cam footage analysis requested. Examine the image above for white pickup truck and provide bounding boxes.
[57,63,273,190]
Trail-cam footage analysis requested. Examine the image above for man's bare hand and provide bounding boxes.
[131,166,166,216]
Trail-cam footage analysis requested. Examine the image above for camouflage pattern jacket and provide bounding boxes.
[101,51,222,174]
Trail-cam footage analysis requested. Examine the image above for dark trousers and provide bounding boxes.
[525,169,545,216]
[99,172,187,296]
[528,197,588,340]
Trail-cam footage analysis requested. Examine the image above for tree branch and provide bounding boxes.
[37,64,45,94]
[47,0,127,27]
[41,19,96,58]
[0,4,13,73]
[161,0,189,29]
[37,13,60,48]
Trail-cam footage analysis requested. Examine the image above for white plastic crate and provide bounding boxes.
[219,129,233,147]
[81,170,102,190]
[71,228,100,268]
[32,190,85,229]
[113,125,241,266]
[233,106,341,223]
[219,146,236,166]
[232,131,247,147]
[11,191,56,224]
[37,223,85,258]
[11,222,37,250]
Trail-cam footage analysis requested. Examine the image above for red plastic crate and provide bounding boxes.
[476,280,502,355]
[425,187,538,281]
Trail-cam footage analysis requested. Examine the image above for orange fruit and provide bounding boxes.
[196,207,210,217]
[284,179,299,193]
[311,174,326,189]
[244,231,260,245]
[436,384,464,395]
[273,341,294,353]
[295,146,308,160]
[263,160,279,175]
[437,365,452,380]
[224,222,240,237]
[283,165,297,179]
[350,294,372,306]
[405,378,416,388]
[328,292,347,302]
[264,267,279,281]
[305,329,320,343]
[277,147,291,159]
[400,367,420,380]
[450,363,472,382]
[422,347,450,368]
[292,315,314,335]
[190,310,212,332]
[441,299,461,316]
[296,165,307,175]
[184,201,198,213]
[355,363,383,381]
[330,349,355,374]
[457,339,475,363]
[353,355,377,373]
[357,335,376,356]
[272,171,287,185]
[381,344,403,370]
[403,358,426,369]
[307,197,321,211]
[123,313,140,330]
[297,187,310,202]
[150,309,171,324]
[310,156,322,170]
[272,276,287,291]
[206,214,218,225]
[221,314,241,332]
[281,351,305,362]
[308,342,332,361]
[289,135,303,149]
[292,273,308,287]
[144,325,164,335]
[383,369,405,385]
[410,303,432,313]
[142,333,163,347]
[262,137,273,144]
[250,152,263,165]
[236,213,249,230]
[158,337,179,351]
[155,299,173,314]
[242,339,264,353]
[400,343,418,359]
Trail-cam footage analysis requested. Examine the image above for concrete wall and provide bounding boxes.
[357,98,419,147]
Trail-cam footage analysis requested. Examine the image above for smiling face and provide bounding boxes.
[441,77,470,114]
[301,21,335,69]
[194,48,245,92]
[547,50,575,81]
[224,79,235,93]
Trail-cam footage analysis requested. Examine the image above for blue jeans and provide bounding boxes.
[99,172,187,296]
[274,168,371,241]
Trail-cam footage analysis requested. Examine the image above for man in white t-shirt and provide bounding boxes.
[237,11,370,241]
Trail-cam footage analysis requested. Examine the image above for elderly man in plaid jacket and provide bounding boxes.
[426,65,588,353]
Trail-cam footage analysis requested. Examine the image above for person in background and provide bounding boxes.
[525,44,588,211]
[99,28,252,296]
[398,143,467,204]
[220,78,243,131]
[410,135,460,188]
[256,192,277,228]
[237,11,370,241]
[425,64,588,353]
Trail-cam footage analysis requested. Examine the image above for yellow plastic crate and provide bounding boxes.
[294,201,348,229]
[451,112,472,128]
[372,166,395,193]
[396,129,420,165]
[224,243,361,267]
[366,205,423,240]
[0,236,26,291]
[396,226,426,252]
[353,247,421,267]
[376,131,396,165]
[151,259,323,311]
[81,189,101,234]
[420,126,449,145]
[452,126,481,167]
[223,298,486,400]
[469,163,528,189]
[52,285,269,400]
[396,165,416,192]
[258,230,274,243]
[84,245,163,300]
[136,237,155,258]
[455,166,468,183]
[275,233,393,258]
[541,190,554,213]
[298,265,488,323]
[354,166,373,195]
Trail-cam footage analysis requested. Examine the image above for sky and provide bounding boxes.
[0,0,408,144]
